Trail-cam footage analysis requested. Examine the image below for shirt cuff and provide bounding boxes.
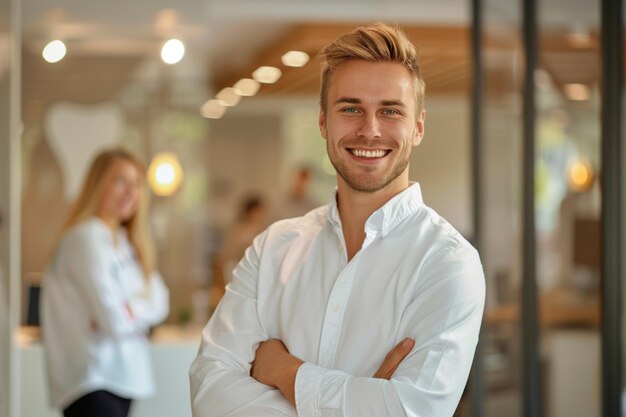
[295,362,349,417]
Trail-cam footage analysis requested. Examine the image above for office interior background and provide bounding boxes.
[1,0,625,416]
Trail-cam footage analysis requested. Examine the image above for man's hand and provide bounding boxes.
[251,337,413,407]
[251,339,303,407]
[373,337,415,379]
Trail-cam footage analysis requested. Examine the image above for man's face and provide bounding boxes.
[319,60,425,194]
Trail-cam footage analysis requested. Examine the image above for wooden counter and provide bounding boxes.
[485,296,600,328]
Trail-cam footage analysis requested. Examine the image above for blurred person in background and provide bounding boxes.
[42,148,169,417]
[209,195,268,310]
[271,166,319,221]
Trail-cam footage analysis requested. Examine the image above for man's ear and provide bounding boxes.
[319,106,327,140]
[412,109,426,147]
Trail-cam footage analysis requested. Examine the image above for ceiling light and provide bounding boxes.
[42,40,66,63]
[147,152,184,196]
[281,51,310,67]
[216,87,242,107]
[161,39,185,65]
[200,99,227,119]
[564,83,590,101]
[252,66,282,84]
[233,78,260,96]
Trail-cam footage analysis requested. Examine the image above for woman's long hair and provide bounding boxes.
[62,148,155,280]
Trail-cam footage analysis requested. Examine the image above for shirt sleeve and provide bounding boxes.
[127,271,170,330]
[190,230,291,417]
[65,226,144,338]
[294,245,486,417]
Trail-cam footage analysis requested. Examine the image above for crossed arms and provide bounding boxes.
[67,227,169,337]
[250,337,415,407]
[189,231,485,417]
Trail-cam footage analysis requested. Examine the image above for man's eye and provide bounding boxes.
[342,107,359,113]
[382,109,400,115]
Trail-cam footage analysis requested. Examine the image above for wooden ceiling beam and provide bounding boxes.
[212,23,472,97]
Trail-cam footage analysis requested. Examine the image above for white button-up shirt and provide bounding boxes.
[190,183,485,417]
[42,217,170,409]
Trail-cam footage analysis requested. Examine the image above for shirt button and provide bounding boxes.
[332,304,341,312]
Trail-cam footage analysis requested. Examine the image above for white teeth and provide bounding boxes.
[351,149,386,158]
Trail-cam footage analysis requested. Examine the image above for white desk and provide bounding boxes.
[19,326,200,417]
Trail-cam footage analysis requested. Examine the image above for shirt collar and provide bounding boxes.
[327,182,424,238]
[89,216,129,242]
[327,188,341,228]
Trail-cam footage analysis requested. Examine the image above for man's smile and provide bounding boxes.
[347,148,392,159]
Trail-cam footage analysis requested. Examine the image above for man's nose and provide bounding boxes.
[356,114,382,139]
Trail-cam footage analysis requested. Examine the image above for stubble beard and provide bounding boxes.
[326,141,411,193]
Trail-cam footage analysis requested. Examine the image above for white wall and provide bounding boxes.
[207,114,285,227]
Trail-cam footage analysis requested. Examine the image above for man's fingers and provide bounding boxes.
[373,337,415,380]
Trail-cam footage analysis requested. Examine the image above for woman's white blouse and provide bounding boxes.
[42,217,169,409]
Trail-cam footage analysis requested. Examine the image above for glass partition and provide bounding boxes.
[480,1,604,416]
[537,1,601,416]
[481,1,524,415]
[0,0,20,415]
[0,2,9,410]
[0,4,10,412]
[622,1,626,414]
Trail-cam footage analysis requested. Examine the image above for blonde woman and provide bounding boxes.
[42,148,169,417]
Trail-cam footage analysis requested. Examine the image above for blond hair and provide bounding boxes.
[319,23,425,113]
[63,148,155,279]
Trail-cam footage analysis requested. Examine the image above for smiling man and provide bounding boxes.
[190,24,485,417]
